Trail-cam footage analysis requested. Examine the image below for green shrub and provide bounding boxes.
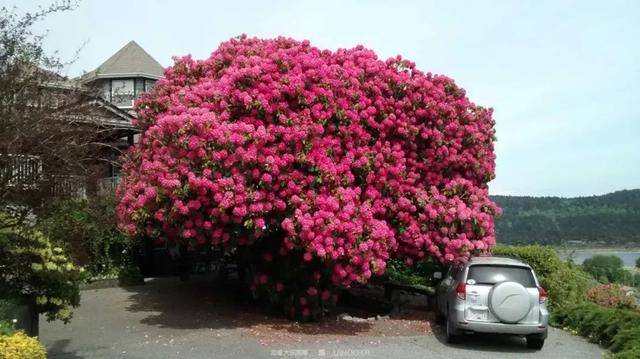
[554,302,640,358]
[0,213,84,322]
[582,254,626,284]
[381,258,442,287]
[0,296,20,335]
[38,196,136,277]
[493,245,591,309]
[613,348,640,359]
[0,331,46,359]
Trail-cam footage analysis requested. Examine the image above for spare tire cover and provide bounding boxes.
[489,281,531,323]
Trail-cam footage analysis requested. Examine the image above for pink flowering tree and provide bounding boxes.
[117,35,500,319]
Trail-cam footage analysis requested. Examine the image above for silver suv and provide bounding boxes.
[434,256,549,349]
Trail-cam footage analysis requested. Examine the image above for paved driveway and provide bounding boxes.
[41,276,607,359]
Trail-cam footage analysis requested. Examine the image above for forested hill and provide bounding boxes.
[491,189,640,246]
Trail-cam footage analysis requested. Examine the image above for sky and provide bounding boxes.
[5,0,640,197]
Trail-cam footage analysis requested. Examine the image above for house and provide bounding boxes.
[1,41,165,198]
[78,40,164,114]
[75,40,165,194]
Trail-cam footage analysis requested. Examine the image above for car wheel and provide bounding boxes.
[526,335,544,350]
[445,310,460,344]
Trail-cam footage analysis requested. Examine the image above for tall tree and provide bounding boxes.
[0,1,100,225]
[117,36,499,318]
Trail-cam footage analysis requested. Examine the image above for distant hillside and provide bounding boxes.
[491,189,640,247]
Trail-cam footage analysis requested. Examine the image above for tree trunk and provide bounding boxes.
[14,297,39,337]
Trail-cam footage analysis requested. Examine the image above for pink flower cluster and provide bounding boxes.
[117,35,500,305]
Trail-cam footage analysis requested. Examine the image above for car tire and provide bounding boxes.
[526,335,545,350]
[445,310,460,344]
[434,298,445,324]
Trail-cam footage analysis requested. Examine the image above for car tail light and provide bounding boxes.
[538,286,547,304]
[456,283,466,300]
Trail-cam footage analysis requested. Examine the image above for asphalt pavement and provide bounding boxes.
[41,276,607,359]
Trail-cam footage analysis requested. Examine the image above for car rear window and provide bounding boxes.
[466,265,536,287]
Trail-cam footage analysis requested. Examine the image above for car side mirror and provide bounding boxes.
[433,272,442,280]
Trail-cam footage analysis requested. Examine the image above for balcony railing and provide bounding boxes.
[1,154,42,189]
[97,176,122,195]
[51,175,87,199]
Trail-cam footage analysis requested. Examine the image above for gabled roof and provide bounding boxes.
[79,41,164,83]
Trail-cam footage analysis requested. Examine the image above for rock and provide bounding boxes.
[337,313,352,322]
[336,313,369,323]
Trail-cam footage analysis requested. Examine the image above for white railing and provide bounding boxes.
[0,154,43,188]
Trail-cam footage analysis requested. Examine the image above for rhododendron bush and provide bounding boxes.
[117,35,500,318]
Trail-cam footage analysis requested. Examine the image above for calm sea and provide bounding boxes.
[560,251,640,267]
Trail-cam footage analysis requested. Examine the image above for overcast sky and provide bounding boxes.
[7,0,640,197]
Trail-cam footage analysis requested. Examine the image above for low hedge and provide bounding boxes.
[554,302,640,358]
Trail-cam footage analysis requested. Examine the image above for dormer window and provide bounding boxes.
[111,79,135,107]
[99,77,156,108]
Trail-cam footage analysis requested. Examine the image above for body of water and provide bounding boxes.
[560,251,640,267]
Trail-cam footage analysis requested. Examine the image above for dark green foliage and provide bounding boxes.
[493,245,591,309]
[38,196,137,277]
[492,189,640,246]
[582,255,627,284]
[0,296,19,335]
[612,348,640,359]
[553,303,640,358]
[381,258,443,288]
[636,257,640,269]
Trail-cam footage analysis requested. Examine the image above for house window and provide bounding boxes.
[145,79,155,92]
[110,163,121,177]
[100,81,111,101]
[135,78,145,96]
[111,79,135,107]
[99,78,157,107]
